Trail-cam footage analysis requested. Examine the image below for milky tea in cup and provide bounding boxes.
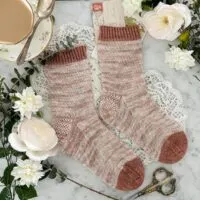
[0,0,34,44]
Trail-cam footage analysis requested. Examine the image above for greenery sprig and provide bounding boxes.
[0,63,67,200]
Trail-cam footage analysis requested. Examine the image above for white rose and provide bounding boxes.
[8,117,58,161]
[142,2,191,41]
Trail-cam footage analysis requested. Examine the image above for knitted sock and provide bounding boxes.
[97,26,188,164]
[44,46,144,191]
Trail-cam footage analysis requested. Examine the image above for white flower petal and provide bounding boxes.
[26,150,51,161]
[172,3,191,28]
[26,145,59,161]
[143,13,171,40]
[8,133,27,152]
[122,0,143,17]
[165,31,180,41]
[48,144,60,157]
[11,159,44,186]
[165,46,195,70]
[154,2,169,12]
[24,111,32,119]
[19,117,58,152]
[13,87,43,119]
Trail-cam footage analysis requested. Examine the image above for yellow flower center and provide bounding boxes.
[162,16,169,25]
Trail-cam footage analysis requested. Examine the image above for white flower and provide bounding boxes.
[165,46,195,71]
[8,117,58,161]
[11,159,44,187]
[122,0,143,17]
[142,2,191,41]
[13,87,43,119]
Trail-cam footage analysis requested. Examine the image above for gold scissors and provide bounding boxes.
[122,167,176,200]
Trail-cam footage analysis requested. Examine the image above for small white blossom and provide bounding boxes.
[165,46,195,71]
[11,159,44,187]
[122,0,143,17]
[13,87,43,119]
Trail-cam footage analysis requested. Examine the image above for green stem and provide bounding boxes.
[1,114,14,200]
[2,116,10,166]
[12,181,16,200]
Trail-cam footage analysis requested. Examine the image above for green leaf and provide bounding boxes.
[142,4,153,11]
[48,167,57,179]
[21,154,29,160]
[39,170,50,181]
[56,43,60,51]
[16,185,37,200]
[1,164,15,186]
[23,76,31,87]
[0,186,12,200]
[11,78,20,86]
[4,120,17,137]
[14,68,22,80]
[10,95,20,101]
[166,0,176,4]
[0,148,10,158]
[3,83,11,93]
[28,61,39,73]
[24,68,34,75]
[125,17,137,26]
[10,148,25,157]
[36,111,43,118]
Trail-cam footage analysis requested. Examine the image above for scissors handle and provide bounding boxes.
[122,168,176,200]
[157,178,176,196]
[153,167,173,181]
[153,167,176,196]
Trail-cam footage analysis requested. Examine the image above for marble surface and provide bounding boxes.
[1,1,200,200]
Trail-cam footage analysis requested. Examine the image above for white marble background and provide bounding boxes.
[1,1,200,200]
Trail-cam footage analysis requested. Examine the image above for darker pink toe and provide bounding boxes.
[116,157,144,191]
[159,132,188,164]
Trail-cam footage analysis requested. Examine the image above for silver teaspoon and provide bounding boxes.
[17,0,55,65]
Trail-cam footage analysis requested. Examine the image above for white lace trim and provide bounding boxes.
[144,70,187,127]
[31,23,187,165]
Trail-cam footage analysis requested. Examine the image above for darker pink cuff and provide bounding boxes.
[48,46,87,65]
[99,26,141,41]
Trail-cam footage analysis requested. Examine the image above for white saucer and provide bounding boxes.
[0,0,54,62]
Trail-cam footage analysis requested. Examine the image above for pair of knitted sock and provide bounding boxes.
[44,25,188,191]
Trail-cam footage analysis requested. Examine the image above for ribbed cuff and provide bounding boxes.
[48,46,87,65]
[99,26,141,41]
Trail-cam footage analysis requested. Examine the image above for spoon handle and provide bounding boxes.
[17,18,43,65]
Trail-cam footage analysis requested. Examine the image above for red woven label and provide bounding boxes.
[92,3,103,12]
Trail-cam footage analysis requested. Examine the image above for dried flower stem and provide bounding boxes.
[66,177,119,200]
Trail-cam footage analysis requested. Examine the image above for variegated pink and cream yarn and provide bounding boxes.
[43,23,188,191]
[44,46,144,191]
[97,25,188,164]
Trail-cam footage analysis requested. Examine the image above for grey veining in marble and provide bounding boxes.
[0,1,200,200]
